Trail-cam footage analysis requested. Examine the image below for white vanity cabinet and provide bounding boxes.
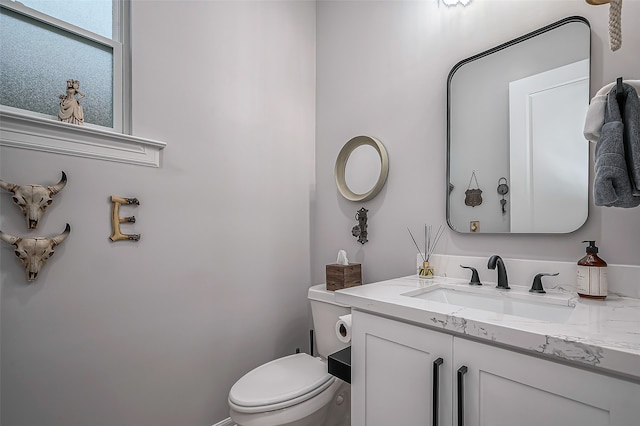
[351,309,454,426]
[351,310,640,426]
[454,337,640,426]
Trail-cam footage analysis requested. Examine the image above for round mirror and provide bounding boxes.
[335,136,389,202]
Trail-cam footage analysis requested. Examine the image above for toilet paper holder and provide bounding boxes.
[335,314,352,343]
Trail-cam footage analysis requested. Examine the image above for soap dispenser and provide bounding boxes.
[576,240,608,300]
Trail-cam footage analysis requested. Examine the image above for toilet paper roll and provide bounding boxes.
[335,314,352,343]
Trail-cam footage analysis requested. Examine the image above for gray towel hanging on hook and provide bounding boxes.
[593,81,640,207]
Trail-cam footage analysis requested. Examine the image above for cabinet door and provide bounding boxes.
[454,337,640,426]
[352,310,453,426]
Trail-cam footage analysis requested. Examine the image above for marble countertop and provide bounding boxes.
[335,275,640,382]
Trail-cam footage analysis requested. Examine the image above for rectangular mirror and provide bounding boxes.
[447,16,590,233]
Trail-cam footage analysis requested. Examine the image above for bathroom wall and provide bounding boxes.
[2,1,639,425]
[0,1,315,425]
[314,0,640,286]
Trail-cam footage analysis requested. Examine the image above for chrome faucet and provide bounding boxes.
[487,255,510,289]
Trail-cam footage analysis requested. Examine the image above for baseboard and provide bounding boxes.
[212,418,234,426]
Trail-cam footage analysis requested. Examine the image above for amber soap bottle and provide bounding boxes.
[576,240,608,299]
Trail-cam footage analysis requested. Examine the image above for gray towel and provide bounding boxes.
[593,83,640,207]
[617,84,640,195]
[583,80,640,143]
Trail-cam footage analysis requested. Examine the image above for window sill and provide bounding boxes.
[0,109,166,167]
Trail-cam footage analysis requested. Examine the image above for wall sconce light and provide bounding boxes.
[441,0,473,7]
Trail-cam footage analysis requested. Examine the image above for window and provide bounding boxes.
[0,0,129,132]
[0,0,162,167]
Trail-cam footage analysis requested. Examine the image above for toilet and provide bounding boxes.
[228,284,351,426]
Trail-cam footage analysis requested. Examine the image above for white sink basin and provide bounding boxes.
[404,284,575,323]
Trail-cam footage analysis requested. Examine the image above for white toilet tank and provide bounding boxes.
[308,284,351,359]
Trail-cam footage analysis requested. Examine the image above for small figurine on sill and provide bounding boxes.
[58,79,85,125]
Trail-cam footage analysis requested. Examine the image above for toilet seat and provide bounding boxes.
[229,353,335,414]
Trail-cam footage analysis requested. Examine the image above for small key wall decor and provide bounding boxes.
[497,177,509,214]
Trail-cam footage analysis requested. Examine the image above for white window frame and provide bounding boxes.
[0,0,166,167]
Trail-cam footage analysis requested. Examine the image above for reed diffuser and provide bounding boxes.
[408,224,444,278]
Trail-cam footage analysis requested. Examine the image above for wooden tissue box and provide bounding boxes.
[326,263,362,291]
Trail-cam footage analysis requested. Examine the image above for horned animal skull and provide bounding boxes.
[0,171,67,229]
[0,224,71,282]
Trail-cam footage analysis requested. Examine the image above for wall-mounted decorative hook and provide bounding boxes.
[109,196,140,242]
[352,207,368,244]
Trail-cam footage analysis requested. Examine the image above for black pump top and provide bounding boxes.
[582,240,599,254]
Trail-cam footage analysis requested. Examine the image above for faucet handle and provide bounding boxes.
[460,265,482,286]
[530,273,559,294]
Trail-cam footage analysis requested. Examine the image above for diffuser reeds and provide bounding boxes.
[408,224,445,263]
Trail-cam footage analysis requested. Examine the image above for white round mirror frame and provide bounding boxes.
[335,135,389,202]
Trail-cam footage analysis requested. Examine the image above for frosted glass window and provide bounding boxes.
[0,9,113,127]
[16,0,113,39]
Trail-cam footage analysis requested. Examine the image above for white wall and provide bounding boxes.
[314,0,640,286]
[0,1,315,425]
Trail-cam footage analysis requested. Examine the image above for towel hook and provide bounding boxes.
[617,77,625,120]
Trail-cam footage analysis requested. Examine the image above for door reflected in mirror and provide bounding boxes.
[447,16,590,233]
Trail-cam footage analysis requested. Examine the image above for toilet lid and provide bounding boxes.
[229,353,335,413]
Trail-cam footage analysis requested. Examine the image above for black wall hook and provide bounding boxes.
[616,77,625,121]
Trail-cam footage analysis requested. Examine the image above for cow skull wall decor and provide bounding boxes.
[0,224,71,282]
[0,171,68,229]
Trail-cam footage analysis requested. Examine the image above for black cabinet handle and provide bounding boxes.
[432,357,443,425]
[457,366,468,426]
